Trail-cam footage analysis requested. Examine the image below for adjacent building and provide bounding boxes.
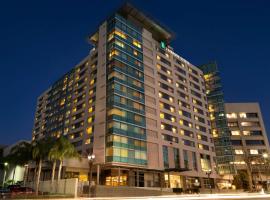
[32,4,218,189]
[198,62,236,183]
[225,103,270,184]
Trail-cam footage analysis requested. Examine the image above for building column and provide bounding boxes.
[118,167,121,186]
[97,164,100,185]
[136,170,139,187]
[168,172,171,188]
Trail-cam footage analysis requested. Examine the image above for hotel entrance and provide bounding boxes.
[164,172,184,188]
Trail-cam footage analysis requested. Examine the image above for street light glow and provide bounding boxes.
[263,153,268,158]
[4,162,8,166]
[88,154,95,161]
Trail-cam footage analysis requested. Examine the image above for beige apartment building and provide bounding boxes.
[32,4,218,189]
[225,103,270,185]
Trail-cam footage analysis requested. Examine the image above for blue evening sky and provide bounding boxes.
[0,0,270,144]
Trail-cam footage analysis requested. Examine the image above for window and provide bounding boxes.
[241,122,260,127]
[231,140,242,146]
[239,112,246,118]
[86,127,93,134]
[183,150,189,169]
[243,130,262,136]
[192,152,198,171]
[246,140,265,146]
[200,154,211,172]
[228,122,238,127]
[174,148,180,168]
[231,130,240,136]
[226,113,237,119]
[235,150,244,155]
[250,149,259,155]
[163,146,169,169]
[183,139,195,147]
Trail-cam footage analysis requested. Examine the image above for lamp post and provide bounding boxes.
[87,154,95,197]
[205,169,212,194]
[2,162,8,187]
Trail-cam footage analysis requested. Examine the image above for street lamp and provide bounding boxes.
[205,169,212,194]
[2,162,8,187]
[87,154,95,197]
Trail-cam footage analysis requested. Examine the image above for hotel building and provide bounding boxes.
[32,4,218,188]
[225,103,270,183]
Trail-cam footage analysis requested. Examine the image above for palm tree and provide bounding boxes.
[32,137,54,195]
[48,146,59,183]
[53,136,80,182]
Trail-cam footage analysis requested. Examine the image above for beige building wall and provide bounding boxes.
[225,103,270,172]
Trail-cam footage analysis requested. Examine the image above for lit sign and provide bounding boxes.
[160,41,166,49]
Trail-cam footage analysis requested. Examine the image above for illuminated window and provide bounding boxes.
[157,55,161,60]
[60,99,65,106]
[89,107,93,113]
[179,120,183,125]
[231,131,240,136]
[86,127,92,134]
[115,30,127,39]
[90,79,95,85]
[160,113,164,119]
[158,92,162,98]
[88,117,92,123]
[133,50,138,56]
[250,149,259,155]
[115,40,125,48]
[161,124,165,130]
[243,131,250,136]
[133,40,141,48]
[239,112,247,118]
[226,113,237,119]
[85,138,90,144]
[170,107,175,112]
[235,150,244,155]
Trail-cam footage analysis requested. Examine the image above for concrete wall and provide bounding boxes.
[27,178,78,197]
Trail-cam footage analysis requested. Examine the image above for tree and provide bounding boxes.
[32,137,54,195]
[5,141,32,184]
[48,144,59,183]
[233,170,249,190]
[52,136,80,182]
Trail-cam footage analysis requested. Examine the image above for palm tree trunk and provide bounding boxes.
[56,160,63,193]
[23,165,29,187]
[51,161,56,182]
[12,167,16,184]
[35,159,42,196]
[57,160,63,181]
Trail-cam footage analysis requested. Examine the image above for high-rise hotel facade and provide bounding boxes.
[32,4,218,188]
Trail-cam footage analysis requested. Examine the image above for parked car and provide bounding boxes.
[0,187,10,199]
[10,187,35,195]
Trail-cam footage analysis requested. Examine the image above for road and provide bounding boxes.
[78,193,270,200]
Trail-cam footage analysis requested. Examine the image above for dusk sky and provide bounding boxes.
[0,0,270,145]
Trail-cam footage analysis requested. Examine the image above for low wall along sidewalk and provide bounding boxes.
[26,178,78,197]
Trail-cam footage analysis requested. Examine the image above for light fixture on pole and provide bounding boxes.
[205,169,212,194]
[87,154,95,197]
[2,162,8,187]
